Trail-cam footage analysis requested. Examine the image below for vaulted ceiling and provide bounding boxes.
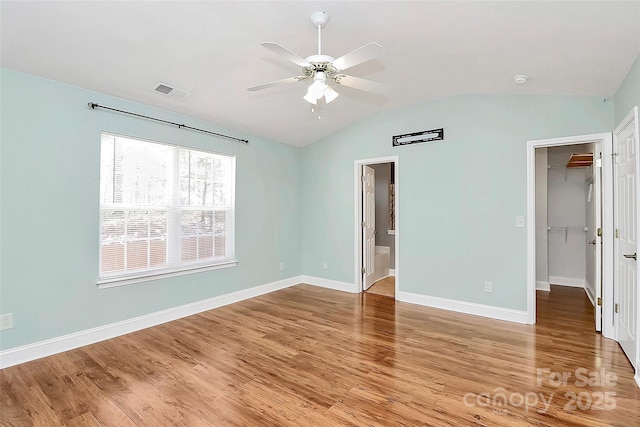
[2,1,639,146]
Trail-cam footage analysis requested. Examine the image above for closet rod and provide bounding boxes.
[87,102,249,144]
[547,226,588,243]
[547,164,590,169]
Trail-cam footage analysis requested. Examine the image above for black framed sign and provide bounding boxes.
[392,128,444,147]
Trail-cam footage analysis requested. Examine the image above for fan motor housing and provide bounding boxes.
[304,55,340,78]
[305,54,334,64]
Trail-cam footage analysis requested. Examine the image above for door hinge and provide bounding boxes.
[597,227,602,237]
[361,221,365,228]
[361,175,365,182]
[614,303,619,314]
[595,158,602,168]
[613,152,620,164]
[597,297,602,306]
[361,267,366,275]
[615,228,620,238]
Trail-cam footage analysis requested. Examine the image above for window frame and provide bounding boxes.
[97,132,237,289]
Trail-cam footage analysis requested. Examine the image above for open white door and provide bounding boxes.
[613,106,639,370]
[362,165,376,290]
[586,144,603,331]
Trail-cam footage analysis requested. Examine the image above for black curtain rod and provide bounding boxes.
[87,102,249,144]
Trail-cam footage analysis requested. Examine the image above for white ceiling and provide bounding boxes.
[2,1,639,147]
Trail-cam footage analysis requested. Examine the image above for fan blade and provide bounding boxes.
[261,42,311,67]
[332,42,384,71]
[334,75,389,94]
[247,76,307,92]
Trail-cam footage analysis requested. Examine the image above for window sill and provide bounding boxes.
[97,261,238,289]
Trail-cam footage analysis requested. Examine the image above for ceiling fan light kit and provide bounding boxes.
[303,72,339,104]
[247,11,387,108]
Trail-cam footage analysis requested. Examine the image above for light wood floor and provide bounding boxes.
[1,284,639,426]
[366,276,395,298]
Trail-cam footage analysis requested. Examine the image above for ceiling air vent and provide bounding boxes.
[153,82,190,100]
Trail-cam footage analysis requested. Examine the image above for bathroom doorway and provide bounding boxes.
[355,156,399,298]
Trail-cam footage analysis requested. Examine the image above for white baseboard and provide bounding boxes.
[584,284,595,306]
[0,276,301,369]
[389,269,396,276]
[397,291,529,324]
[299,275,358,293]
[549,276,586,288]
[536,280,550,291]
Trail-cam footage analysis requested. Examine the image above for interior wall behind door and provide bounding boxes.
[547,145,591,288]
[371,163,395,270]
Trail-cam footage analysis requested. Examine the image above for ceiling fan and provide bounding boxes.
[247,11,388,105]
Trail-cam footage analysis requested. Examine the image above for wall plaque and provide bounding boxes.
[392,128,444,147]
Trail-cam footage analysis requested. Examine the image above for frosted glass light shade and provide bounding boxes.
[303,72,339,105]
[324,85,339,103]
[303,79,326,104]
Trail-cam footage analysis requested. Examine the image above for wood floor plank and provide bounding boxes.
[64,412,101,427]
[1,284,639,426]
[367,276,395,298]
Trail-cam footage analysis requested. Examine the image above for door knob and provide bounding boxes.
[623,252,637,261]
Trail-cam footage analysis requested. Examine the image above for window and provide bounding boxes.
[99,133,235,285]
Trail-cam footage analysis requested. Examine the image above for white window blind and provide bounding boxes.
[99,133,235,284]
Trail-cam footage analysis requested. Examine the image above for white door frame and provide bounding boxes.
[354,156,399,296]
[526,133,614,339]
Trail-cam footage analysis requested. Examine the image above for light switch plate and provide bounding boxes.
[484,281,493,293]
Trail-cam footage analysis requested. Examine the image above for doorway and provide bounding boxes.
[536,143,603,329]
[527,133,612,335]
[354,156,399,298]
[527,133,615,339]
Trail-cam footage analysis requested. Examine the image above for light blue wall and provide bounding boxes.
[614,55,640,124]
[0,63,628,352]
[0,68,302,350]
[300,95,613,311]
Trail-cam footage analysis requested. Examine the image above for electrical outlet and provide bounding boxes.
[1,313,14,331]
[322,261,328,270]
[484,281,493,293]
[279,262,284,271]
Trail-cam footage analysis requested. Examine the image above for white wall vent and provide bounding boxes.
[153,82,190,100]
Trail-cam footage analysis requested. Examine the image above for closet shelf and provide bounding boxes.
[547,153,594,169]
[566,153,593,168]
